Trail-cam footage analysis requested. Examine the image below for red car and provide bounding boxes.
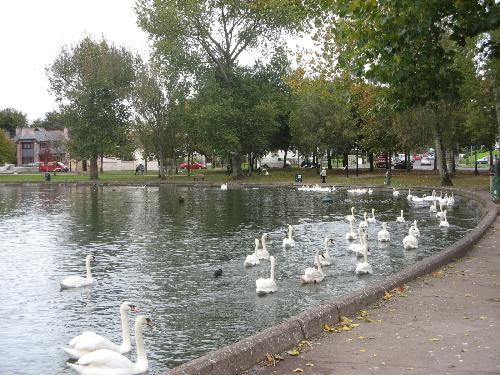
[39,161,68,172]
[179,162,206,170]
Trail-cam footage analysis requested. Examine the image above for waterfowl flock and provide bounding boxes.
[57,186,456,374]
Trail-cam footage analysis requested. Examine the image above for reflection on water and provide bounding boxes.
[0,185,481,374]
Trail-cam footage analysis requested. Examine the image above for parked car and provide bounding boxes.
[39,161,66,172]
[300,160,320,168]
[413,154,422,161]
[420,157,431,166]
[179,162,206,169]
[393,159,414,169]
[477,156,489,164]
[260,155,292,168]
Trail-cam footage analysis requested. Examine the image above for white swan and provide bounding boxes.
[377,222,390,242]
[319,238,334,266]
[407,189,413,200]
[345,206,356,223]
[69,315,153,375]
[256,256,278,294]
[429,200,437,213]
[424,190,437,201]
[220,183,228,190]
[447,193,455,207]
[300,250,325,284]
[282,225,296,248]
[257,233,270,259]
[439,210,450,227]
[368,188,373,195]
[355,232,372,275]
[436,201,445,219]
[410,220,420,237]
[348,227,370,257]
[367,208,377,223]
[403,226,418,249]
[359,212,369,229]
[60,255,95,289]
[396,210,405,223]
[63,302,139,359]
[244,239,261,267]
[345,220,357,240]
[393,188,400,198]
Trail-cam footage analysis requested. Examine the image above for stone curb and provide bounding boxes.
[165,189,497,375]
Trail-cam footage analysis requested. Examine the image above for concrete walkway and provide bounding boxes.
[250,216,500,375]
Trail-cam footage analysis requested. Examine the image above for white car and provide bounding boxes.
[420,157,431,166]
[477,156,489,164]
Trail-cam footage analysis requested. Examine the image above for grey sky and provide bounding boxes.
[0,0,150,122]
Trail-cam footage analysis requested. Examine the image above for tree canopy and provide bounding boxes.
[0,108,27,137]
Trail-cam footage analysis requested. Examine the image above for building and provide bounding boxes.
[14,127,69,166]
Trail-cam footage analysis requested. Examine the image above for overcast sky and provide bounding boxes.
[0,0,150,122]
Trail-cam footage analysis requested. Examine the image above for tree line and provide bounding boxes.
[1,1,497,185]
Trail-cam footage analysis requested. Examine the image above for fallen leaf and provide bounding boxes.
[275,354,284,361]
[432,270,444,278]
[464,293,472,297]
[428,337,440,341]
[359,348,366,352]
[323,323,334,332]
[479,316,488,320]
[305,363,314,367]
[383,291,393,300]
[287,349,300,356]
[265,353,274,364]
[293,368,304,373]
[358,336,365,339]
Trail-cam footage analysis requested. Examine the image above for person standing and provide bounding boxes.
[320,167,327,183]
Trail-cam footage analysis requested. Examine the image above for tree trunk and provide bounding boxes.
[83,160,88,172]
[431,124,453,186]
[474,146,479,175]
[489,148,494,170]
[451,149,456,174]
[231,153,242,178]
[187,151,192,177]
[369,152,373,172]
[100,155,104,173]
[89,156,99,180]
[327,149,332,169]
[158,150,167,180]
[283,147,289,168]
[355,148,359,177]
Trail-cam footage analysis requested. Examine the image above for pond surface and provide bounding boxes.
[0,185,482,375]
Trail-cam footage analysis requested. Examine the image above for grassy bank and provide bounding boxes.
[0,167,491,190]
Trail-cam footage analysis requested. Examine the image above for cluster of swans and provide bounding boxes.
[60,259,153,374]
[347,188,373,195]
[297,184,335,193]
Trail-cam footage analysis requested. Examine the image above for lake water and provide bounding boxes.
[0,185,482,374]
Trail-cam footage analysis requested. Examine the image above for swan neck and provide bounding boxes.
[316,254,323,272]
[120,307,131,348]
[270,258,275,280]
[262,236,267,251]
[85,258,92,280]
[135,319,147,364]
[288,226,292,240]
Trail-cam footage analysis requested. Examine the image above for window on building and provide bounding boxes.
[22,142,33,149]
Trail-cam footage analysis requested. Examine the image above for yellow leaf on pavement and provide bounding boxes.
[287,349,300,356]
[293,368,304,373]
[305,363,314,367]
[265,353,274,364]
[428,337,440,341]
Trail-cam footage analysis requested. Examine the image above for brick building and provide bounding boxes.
[14,128,69,166]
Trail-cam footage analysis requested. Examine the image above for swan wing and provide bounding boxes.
[60,276,91,288]
[69,331,97,346]
[75,334,119,352]
[68,363,131,375]
[77,349,133,369]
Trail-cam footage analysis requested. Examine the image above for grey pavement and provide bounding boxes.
[250,215,500,375]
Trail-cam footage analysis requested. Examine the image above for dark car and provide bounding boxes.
[300,160,320,168]
[393,159,414,169]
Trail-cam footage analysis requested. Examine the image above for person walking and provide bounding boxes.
[320,167,327,183]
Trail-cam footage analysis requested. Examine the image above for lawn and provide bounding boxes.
[0,167,491,191]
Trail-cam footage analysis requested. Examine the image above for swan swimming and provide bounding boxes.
[429,200,437,213]
[407,189,413,200]
[348,227,370,257]
[436,201,445,219]
[410,220,420,237]
[359,212,369,229]
[439,210,450,227]
[257,233,270,259]
[282,225,296,247]
[60,255,95,289]
[355,231,372,275]
[68,315,153,375]
[256,256,278,294]
[393,188,400,198]
[396,210,406,223]
[63,302,140,359]
[367,208,377,223]
[345,207,356,223]
[244,239,261,267]
[220,183,228,190]
[345,220,357,240]
[319,238,334,266]
[377,222,390,242]
[300,250,325,284]
[403,226,418,249]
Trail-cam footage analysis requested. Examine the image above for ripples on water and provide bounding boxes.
[0,185,482,374]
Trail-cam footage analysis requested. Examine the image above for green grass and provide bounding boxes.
[0,167,491,190]
[463,150,499,164]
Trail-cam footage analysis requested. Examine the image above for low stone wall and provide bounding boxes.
[165,188,498,375]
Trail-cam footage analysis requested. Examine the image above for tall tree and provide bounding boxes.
[31,110,66,130]
[0,130,16,164]
[136,0,306,176]
[47,37,136,180]
[0,108,27,137]
[132,61,188,179]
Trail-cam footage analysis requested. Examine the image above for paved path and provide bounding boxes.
[250,216,500,375]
